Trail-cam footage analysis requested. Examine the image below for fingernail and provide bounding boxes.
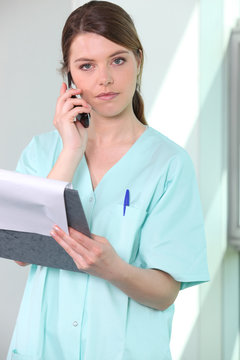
[50,230,56,237]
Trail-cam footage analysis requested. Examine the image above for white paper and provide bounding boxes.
[0,169,72,236]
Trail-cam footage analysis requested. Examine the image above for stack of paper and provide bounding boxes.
[0,169,71,236]
[0,169,90,272]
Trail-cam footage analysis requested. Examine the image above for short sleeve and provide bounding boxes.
[16,137,39,175]
[16,131,60,177]
[138,150,210,290]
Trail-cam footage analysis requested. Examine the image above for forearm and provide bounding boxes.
[109,260,180,311]
[50,226,180,310]
[47,149,83,182]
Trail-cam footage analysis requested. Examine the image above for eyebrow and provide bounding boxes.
[73,50,130,63]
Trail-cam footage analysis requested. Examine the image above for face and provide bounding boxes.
[68,32,141,120]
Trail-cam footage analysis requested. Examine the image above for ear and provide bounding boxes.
[136,49,142,75]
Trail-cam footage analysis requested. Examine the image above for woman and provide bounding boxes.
[8,1,209,359]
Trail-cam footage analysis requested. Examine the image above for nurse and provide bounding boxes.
[8,1,209,359]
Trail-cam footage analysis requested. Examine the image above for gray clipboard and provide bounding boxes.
[0,188,91,272]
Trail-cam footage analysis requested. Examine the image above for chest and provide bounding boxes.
[85,144,132,191]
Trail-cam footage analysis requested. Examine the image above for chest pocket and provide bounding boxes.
[92,204,147,263]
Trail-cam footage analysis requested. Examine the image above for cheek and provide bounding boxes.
[81,89,93,104]
[71,75,94,100]
[120,65,138,89]
[119,73,137,99]
[70,68,91,88]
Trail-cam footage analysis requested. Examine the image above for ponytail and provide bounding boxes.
[132,89,148,125]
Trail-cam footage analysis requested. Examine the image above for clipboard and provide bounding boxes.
[0,188,91,272]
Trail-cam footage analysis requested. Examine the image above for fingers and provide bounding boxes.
[69,228,107,246]
[51,226,92,256]
[50,226,92,270]
[53,107,89,128]
[51,228,84,260]
[63,97,91,114]
[69,227,96,250]
[55,85,91,123]
[91,233,108,244]
[50,226,118,279]
[15,261,29,266]
[56,86,82,113]
[58,87,83,104]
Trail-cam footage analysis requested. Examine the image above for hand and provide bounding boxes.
[15,261,29,267]
[50,225,124,281]
[53,82,91,154]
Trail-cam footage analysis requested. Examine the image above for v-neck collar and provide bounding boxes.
[83,125,150,194]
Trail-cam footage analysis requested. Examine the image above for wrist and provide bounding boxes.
[47,148,84,183]
[108,257,132,284]
[61,147,84,160]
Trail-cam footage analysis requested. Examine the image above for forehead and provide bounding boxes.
[69,32,130,60]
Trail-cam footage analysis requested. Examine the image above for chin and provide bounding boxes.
[92,103,132,119]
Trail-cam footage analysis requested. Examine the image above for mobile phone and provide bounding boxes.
[67,72,90,128]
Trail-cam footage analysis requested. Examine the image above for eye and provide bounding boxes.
[113,57,126,65]
[79,63,93,71]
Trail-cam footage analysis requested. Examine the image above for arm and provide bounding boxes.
[50,226,180,311]
[47,148,83,183]
[109,263,180,311]
[47,82,90,182]
[15,83,90,268]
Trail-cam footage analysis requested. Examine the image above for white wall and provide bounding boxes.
[0,1,72,358]
[199,1,240,359]
[1,0,239,359]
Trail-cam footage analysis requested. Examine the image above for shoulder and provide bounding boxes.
[142,128,201,215]
[29,129,61,151]
[23,129,62,160]
[145,126,194,175]
[16,130,62,176]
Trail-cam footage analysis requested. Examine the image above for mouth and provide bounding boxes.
[96,92,119,101]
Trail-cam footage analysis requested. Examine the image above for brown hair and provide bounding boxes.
[60,0,147,125]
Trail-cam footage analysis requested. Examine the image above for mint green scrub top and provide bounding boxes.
[7,126,209,360]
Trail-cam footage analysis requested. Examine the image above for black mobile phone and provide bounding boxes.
[67,72,90,128]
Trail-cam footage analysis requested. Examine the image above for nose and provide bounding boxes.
[98,65,114,86]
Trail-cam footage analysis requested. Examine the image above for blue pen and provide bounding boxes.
[123,189,130,216]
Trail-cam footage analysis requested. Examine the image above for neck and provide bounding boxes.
[87,111,145,147]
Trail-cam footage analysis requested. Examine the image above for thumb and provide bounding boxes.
[60,82,67,95]
[91,233,108,244]
[15,261,29,266]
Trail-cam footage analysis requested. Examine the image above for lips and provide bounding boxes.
[96,92,119,100]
